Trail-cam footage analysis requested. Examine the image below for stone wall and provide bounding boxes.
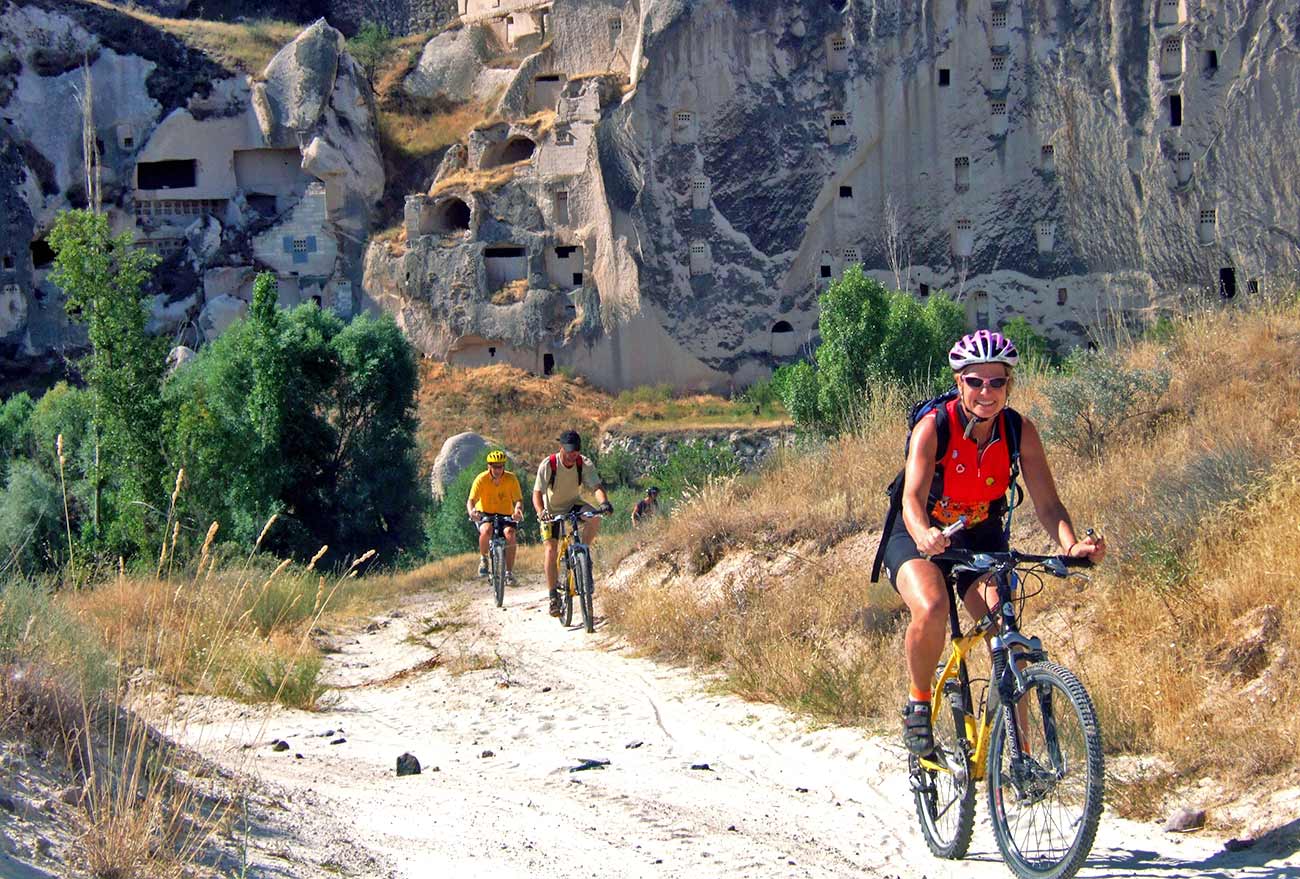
[597,425,795,476]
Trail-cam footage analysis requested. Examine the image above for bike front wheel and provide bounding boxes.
[561,556,575,627]
[573,548,595,633]
[986,661,1104,879]
[490,542,506,608]
[912,682,975,859]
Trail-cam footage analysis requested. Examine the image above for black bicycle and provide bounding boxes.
[471,513,517,608]
[910,548,1104,879]
[545,507,604,633]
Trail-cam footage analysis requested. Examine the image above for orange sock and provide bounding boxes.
[910,686,932,703]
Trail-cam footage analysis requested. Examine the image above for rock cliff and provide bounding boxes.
[364,0,1300,392]
[0,3,383,385]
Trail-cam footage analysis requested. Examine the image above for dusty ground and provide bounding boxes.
[173,571,1299,879]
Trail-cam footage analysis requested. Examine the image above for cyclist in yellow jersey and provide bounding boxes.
[467,450,524,584]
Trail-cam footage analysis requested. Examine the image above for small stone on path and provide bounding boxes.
[1224,837,1254,852]
[271,740,290,752]
[1164,807,1206,832]
[569,758,609,773]
[480,749,495,758]
[625,741,644,749]
[690,763,712,771]
[330,737,347,745]
[396,753,421,776]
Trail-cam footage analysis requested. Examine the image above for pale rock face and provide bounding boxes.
[430,431,490,500]
[254,19,384,236]
[0,284,28,336]
[365,0,1300,392]
[149,293,200,335]
[405,26,493,102]
[199,295,248,341]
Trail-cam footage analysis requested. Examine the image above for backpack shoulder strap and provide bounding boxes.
[1003,407,1023,473]
[932,400,952,463]
[547,454,558,488]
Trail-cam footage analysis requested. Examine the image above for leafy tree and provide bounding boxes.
[348,21,393,91]
[0,460,65,573]
[0,392,34,483]
[164,297,425,564]
[48,210,165,553]
[777,268,965,433]
[1001,315,1053,367]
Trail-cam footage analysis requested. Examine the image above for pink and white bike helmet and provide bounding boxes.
[948,329,1019,370]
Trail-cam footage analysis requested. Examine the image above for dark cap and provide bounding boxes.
[557,430,581,452]
[647,486,660,496]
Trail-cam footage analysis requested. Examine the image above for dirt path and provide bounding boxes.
[184,574,1296,879]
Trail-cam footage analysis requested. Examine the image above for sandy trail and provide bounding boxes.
[184,574,1295,879]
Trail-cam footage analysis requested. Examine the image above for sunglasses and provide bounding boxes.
[959,375,1009,389]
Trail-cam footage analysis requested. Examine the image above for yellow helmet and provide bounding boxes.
[486,449,508,465]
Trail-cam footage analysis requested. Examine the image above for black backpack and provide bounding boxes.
[869,390,1022,582]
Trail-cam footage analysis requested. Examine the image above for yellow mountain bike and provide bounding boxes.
[911,548,1103,879]
[547,506,604,633]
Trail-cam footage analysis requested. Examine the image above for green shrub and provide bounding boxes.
[647,440,741,501]
[777,269,966,434]
[240,651,328,710]
[0,578,114,693]
[1001,315,1054,367]
[595,446,640,488]
[1035,348,1171,459]
[0,461,67,573]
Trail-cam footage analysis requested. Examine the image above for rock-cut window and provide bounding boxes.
[292,237,310,254]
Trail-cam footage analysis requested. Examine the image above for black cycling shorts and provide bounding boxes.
[881,516,1008,598]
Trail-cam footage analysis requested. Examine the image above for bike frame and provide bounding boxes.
[919,559,1056,781]
[551,510,594,598]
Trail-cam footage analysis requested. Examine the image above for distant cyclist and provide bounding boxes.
[467,450,524,586]
[533,430,612,616]
[881,330,1106,756]
[632,486,660,526]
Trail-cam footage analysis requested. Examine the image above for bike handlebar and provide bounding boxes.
[540,508,606,524]
[931,547,1093,576]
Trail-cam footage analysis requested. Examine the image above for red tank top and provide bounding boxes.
[927,398,1013,527]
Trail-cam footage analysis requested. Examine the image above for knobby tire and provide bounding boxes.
[490,541,506,608]
[987,661,1104,879]
[574,548,595,633]
[561,554,575,627]
[912,675,976,859]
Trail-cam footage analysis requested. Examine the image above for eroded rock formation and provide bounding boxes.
[364,0,1300,392]
[0,4,382,383]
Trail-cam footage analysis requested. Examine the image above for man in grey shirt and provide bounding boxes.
[533,430,612,616]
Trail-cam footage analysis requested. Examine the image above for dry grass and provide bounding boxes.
[430,161,530,196]
[416,364,789,468]
[490,278,530,305]
[605,297,1300,821]
[82,0,300,74]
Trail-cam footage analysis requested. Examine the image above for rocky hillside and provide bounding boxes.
[0,2,382,389]
[364,0,1300,392]
[0,1,1295,395]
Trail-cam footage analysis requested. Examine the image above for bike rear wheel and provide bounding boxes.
[987,661,1104,879]
[490,541,506,608]
[573,548,595,633]
[561,555,575,627]
[911,679,976,859]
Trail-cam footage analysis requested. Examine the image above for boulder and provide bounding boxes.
[429,432,489,500]
[166,346,196,374]
[396,752,421,776]
[252,19,384,236]
[199,294,248,340]
[203,266,256,303]
[185,215,223,267]
[148,293,198,335]
[405,27,491,103]
[1209,605,1282,680]
[252,19,340,148]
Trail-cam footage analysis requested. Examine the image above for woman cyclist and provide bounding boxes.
[881,330,1106,756]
